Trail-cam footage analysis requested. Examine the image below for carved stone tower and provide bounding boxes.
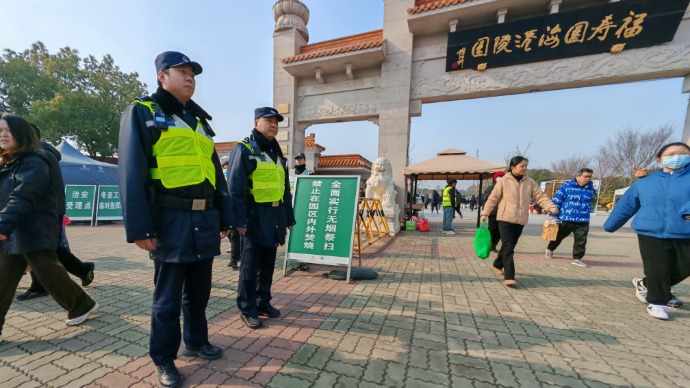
[272,0,310,160]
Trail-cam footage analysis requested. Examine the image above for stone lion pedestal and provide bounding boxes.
[365,157,400,236]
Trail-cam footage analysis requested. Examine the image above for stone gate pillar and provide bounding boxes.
[273,0,309,159]
[378,0,415,222]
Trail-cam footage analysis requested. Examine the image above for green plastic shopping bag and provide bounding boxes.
[473,222,491,259]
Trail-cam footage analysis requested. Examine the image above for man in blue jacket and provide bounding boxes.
[544,168,595,267]
[118,51,232,388]
[226,107,295,329]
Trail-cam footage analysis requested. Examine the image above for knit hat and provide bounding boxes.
[493,171,506,180]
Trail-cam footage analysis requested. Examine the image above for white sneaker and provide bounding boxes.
[647,304,674,320]
[632,278,648,304]
[445,230,456,235]
[66,303,98,326]
[571,259,588,267]
[545,250,553,259]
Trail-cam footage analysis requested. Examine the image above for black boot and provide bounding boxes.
[182,343,223,360]
[156,360,180,388]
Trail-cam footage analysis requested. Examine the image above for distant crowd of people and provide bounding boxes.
[416,191,480,213]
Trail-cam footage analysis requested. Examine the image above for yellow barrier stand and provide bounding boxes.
[371,199,390,235]
[354,198,390,254]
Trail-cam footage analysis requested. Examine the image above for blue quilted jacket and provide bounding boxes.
[604,164,690,238]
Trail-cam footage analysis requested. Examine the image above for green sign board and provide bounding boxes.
[95,185,123,223]
[285,176,360,278]
[64,185,96,223]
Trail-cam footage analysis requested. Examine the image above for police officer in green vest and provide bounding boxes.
[442,179,458,235]
[118,51,232,388]
[226,107,296,329]
[289,152,311,193]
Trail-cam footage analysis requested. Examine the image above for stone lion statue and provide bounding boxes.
[366,157,396,207]
[365,157,399,234]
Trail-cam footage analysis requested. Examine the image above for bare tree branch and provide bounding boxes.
[596,124,673,188]
[550,154,591,180]
[503,143,532,165]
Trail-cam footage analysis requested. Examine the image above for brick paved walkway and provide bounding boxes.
[1,213,689,387]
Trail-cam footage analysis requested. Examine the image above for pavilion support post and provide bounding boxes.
[476,174,484,228]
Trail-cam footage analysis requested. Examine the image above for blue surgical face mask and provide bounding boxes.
[661,154,690,170]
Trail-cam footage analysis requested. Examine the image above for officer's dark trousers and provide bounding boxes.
[0,249,95,336]
[150,258,213,365]
[493,222,525,281]
[28,247,89,293]
[229,230,244,263]
[638,235,690,305]
[546,222,589,259]
[237,238,277,317]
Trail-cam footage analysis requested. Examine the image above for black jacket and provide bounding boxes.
[0,151,60,254]
[484,183,499,216]
[43,142,66,215]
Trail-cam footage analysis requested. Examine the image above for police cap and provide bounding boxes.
[254,107,284,122]
[155,51,203,75]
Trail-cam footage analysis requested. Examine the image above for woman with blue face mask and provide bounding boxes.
[604,142,690,320]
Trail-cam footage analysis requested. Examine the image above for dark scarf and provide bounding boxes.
[511,172,524,182]
[294,164,307,174]
[151,86,212,121]
[251,128,284,159]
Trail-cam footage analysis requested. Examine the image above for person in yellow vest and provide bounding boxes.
[442,179,458,235]
[118,51,232,388]
[226,107,296,329]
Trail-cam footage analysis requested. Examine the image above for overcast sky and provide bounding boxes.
[4,0,688,175]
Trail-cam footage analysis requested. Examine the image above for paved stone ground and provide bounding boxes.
[1,212,690,387]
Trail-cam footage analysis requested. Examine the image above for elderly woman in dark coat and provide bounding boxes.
[0,113,97,344]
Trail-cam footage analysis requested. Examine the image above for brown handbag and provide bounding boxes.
[541,220,559,241]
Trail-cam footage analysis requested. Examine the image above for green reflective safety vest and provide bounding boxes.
[240,142,285,203]
[442,186,453,207]
[135,100,217,189]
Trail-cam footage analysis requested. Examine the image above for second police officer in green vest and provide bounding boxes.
[226,107,296,329]
[289,152,311,193]
[118,51,232,388]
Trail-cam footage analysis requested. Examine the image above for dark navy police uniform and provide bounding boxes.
[226,129,295,318]
[118,86,232,366]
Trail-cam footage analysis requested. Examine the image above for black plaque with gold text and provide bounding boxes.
[446,0,690,72]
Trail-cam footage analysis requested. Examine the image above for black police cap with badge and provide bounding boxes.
[155,51,203,75]
[254,107,284,122]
